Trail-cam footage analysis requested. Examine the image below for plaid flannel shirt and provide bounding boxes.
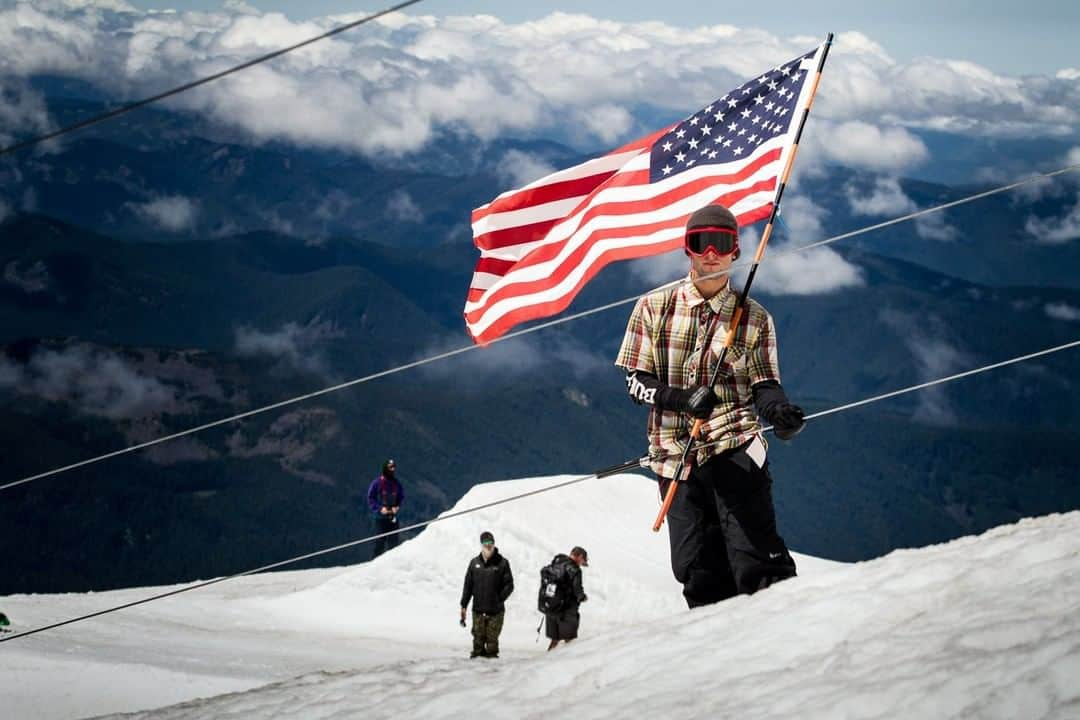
[614,277,781,480]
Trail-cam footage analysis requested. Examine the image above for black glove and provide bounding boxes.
[771,403,806,441]
[677,386,718,419]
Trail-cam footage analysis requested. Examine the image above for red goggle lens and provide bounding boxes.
[685,227,737,255]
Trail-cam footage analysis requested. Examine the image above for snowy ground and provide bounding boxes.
[1,473,1077,720]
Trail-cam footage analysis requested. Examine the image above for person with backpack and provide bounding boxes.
[459,531,514,659]
[615,203,803,608]
[539,546,588,650]
[367,459,404,559]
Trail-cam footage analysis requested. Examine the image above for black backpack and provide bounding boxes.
[537,556,573,614]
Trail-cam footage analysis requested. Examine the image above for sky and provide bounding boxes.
[122,0,1080,76]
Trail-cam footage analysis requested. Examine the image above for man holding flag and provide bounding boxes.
[464,39,832,605]
[615,201,805,607]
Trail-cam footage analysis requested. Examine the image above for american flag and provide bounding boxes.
[464,44,824,344]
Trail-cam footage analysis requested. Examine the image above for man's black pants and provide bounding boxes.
[544,606,581,641]
[664,449,796,607]
[372,515,400,559]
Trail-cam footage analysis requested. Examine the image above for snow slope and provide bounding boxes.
[3,474,1078,719]
[0,473,717,718]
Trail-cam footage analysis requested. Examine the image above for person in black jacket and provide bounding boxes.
[459,531,514,659]
[545,546,588,651]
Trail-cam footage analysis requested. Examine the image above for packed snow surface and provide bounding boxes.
[1,473,1077,720]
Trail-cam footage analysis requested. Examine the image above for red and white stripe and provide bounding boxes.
[464,51,819,344]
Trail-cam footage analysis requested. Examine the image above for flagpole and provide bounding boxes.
[652,33,834,532]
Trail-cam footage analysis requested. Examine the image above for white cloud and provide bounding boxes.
[2,5,1078,159]
[777,194,827,239]
[495,149,558,190]
[996,146,1079,204]
[750,245,864,296]
[419,332,607,389]
[226,407,339,483]
[234,317,344,375]
[0,344,181,420]
[627,248,688,286]
[880,310,970,426]
[312,189,352,224]
[1057,68,1080,81]
[129,195,197,232]
[576,103,634,145]
[1045,302,1080,322]
[846,177,918,216]
[907,337,968,425]
[0,77,52,148]
[385,189,422,223]
[846,177,957,240]
[1025,192,1080,244]
[736,224,863,296]
[260,208,296,237]
[1008,172,1057,204]
[143,437,219,465]
[913,212,958,241]
[806,121,929,172]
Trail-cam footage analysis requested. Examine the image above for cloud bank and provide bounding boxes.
[1,3,1077,171]
[0,343,182,420]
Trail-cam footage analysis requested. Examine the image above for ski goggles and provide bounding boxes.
[685,226,738,256]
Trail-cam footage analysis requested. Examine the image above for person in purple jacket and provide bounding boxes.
[367,459,404,559]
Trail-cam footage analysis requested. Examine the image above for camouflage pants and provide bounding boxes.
[471,611,504,657]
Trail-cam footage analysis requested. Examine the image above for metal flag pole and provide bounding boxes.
[651,33,835,532]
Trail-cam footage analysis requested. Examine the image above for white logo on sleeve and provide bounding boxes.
[626,372,658,405]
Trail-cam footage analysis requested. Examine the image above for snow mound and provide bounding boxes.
[103,508,1080,720]
[5,474,1077,720]
[3,473,824,719]
[256,473,835,645]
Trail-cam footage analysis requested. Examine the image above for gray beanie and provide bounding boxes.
[686,203,738,232]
